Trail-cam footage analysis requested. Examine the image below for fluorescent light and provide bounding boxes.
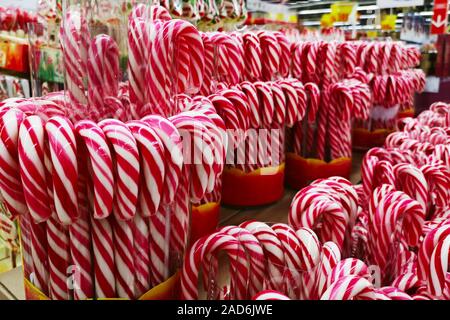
[298,8,331,15]
[358,5,379,11]
[360,14,376,19]
[302,21,321,26]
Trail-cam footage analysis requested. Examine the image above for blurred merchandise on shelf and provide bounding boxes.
[0,75,30,98]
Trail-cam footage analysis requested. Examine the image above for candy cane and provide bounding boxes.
[60,11,88,106]
[242,33,262,82]
[45,117,79,225]
[98,119,139,221]
[0,108,27,218]
[272,223,303,298]
[240,221,286,292]
[219,226,265,297]
[314,241,341,299]
[87,34,120,119]
[321,275,375,300]
[75,121,114,220]
[128,17,151,113]
[252,290,290,300]
[18,116,52,223]
[180,232,249,300]
[127,121,167,286]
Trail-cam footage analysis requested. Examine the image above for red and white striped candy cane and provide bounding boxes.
[272,224,303,298]
[0,108,27,218]
[169,113,214,202]
[273,32,290,78]
[321,275,375,300]
[270,82,286,125]
[60,11,88,106]
[128,17,151,113]
[75,120,114,220]
[289,186,349,251]
[417,223,450,297]
[257,31,280,81]
[240,81,260,128]
[200,33,214,95]
[240,221,286,293]
[242,33,262,82]
[98,119,139,221]
[278,80,299,128]
[180,232,249,300]
[428,233,450,297]
[368,186,425,277]
[91,216,116,298]
[314,241,341,300]
[111,218,135,298]
[218,226,265,298]
[210,32,242,86]
[132,211,151,297]
[326,258,369,289]
[127,121,167,286]
[421,163,450,213]
[252,290,290,300]
[87,34,119,119]
[394,163,429,214]
[45,116,79,225]
[18,116,52,223]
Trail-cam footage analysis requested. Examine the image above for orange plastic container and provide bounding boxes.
[24,272,180,300]
[397,108,414,120]
[285,153,351,190]
[190,202,220,244]
[221,164,285,207]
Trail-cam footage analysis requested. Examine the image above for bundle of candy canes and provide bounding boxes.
[290,39,424,157]
[0,4,231,300]
[180,175,449,300]
[353,69,426,132]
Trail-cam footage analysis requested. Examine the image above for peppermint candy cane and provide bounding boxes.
[270,82,286,125]
[289,186,349,251]
[111,218,135,298]
[321,275,375,300]
[127,121,165,217]
[87,34,120,119]
[127,121,167,286]
[169,113,214,202]
[75,121,114,220]
[91,216,116,298]
[98,119,139,221]
[132,211,151,297]
[242,33,262,82]
[428,230,450,297]
[240,221,286,292]
[240,81,261,128]
[272,224,303,298]
[18,116,52,223]
[252,290,290,300]
[257,31,280,81]
[273,32,290,78]
[278,80,299,128]
[394,163,429,214]
[326,258,369,289]
[45,117,79,225]
[391,272,420,294]
[60,11,88,106]
[417,223,450,297]
[141,115,183,205]
[218,226,265,297]
[0,108,27,218]
[314,241,341,300]
[128,17,151,113]
[180,232,249,300]
[421,163,450,213]
[368,186,425,277]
